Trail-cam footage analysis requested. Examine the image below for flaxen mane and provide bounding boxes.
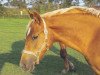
[42,6,100,18]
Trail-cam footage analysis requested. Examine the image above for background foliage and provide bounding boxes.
[0,0,99,18]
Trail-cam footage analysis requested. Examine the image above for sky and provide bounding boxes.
[0,0,7,4]
[79,0,85,6]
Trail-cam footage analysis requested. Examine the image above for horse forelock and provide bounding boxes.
[42,6,100,18]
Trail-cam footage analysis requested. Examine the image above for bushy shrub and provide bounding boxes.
[0,4,6,16]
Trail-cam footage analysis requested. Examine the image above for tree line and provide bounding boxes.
[0,0,100,18]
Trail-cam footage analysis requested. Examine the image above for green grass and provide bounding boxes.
[0,18,94,75]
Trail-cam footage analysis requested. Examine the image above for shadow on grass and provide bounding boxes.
[0,40,24,74]
[0,40,94,75]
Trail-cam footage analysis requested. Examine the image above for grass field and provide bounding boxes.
[0,18,94,75]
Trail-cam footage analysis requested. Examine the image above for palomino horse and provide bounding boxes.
[20,6,100,75]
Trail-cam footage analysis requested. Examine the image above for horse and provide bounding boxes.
[20,6,100,75]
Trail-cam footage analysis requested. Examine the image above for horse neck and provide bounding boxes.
[44,13,100,54]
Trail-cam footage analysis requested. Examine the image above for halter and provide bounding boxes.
[22,18,48,64]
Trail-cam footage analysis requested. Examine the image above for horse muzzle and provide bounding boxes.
[20,56,36,72]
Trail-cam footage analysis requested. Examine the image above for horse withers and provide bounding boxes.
[20,6,100,75]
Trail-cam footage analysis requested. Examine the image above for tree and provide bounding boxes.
[11,0,26,9]
[63,0,72,7]
[83,0,100,6]
[0,4,6,16]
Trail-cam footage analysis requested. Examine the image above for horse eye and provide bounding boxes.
[32,36,38,40]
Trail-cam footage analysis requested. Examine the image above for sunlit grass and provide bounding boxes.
[0,18,94,75]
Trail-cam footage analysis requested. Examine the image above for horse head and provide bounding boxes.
[20,11,50,72]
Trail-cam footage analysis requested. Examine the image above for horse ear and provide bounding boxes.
[33,11,42,24]
[27,9,34,19]
[27,10,42,24]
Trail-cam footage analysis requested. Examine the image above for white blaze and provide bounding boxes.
[27,27,31,36]
[26,19,34,36]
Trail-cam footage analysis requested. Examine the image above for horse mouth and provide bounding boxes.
[20,63,35,72]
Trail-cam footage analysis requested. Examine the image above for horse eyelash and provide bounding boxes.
[32,35,38,40]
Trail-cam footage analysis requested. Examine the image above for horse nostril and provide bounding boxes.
[20,62,27,71]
